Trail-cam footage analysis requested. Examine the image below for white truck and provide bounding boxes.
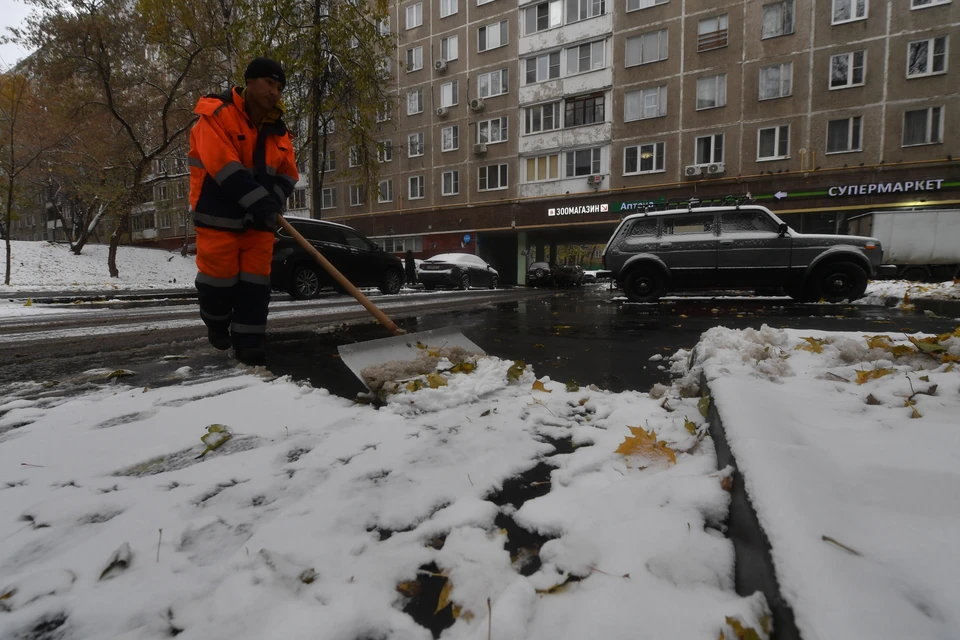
[846,209,960,281]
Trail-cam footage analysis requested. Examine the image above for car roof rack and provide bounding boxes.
[634,193,754,214]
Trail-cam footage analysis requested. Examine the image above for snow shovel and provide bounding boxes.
[276,215,485,388]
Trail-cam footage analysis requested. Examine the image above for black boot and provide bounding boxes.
[234,346,266,366]
[207,327,231,351]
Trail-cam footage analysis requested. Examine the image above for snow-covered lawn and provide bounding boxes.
[857,279,960,307]
[0,354,769,639]
[0,240,197,292]
[693,325,960,640]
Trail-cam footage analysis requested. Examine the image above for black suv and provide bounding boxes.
[602,205,887,303]
[272,217,404,299]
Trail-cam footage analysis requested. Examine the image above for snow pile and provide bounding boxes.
[856,279,960,307]
[696,324,960,639]
[0,240,196,291]
[0,354,769,639]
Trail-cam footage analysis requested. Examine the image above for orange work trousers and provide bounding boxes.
[195,227,274,349]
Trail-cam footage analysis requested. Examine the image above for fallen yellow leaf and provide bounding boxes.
[795,337,827,354]
[615,427,676,465]
[865,335,893,349]
[855,368,895,385]
[435,577,452,614]
[427,373,448,389]
[684,419,697,435]
[889,345,916,358]
[532,379,552,393]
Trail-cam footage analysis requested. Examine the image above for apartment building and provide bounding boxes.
[305,0,960,283]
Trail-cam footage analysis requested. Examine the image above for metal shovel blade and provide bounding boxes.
[338,327,486,390]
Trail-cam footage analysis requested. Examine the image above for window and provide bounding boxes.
[477,0,495,4]
[566,41,605,74]
[758,125,790,160]
[525,102,562,133]
[440,0,458,18]
[478,20,508,52]
[407,46,423,71]
[697,15,728,52]
[762,0,794,38]
[759,62,792,100]
[441,35,459,61]
[524,0,562,35]
[623,142,666,175]
[907,36,948,77]
[565,94,605,127]
[406,2,422,28]
[378,140,393,163]
[525,154,560,181]
[349,36,359,50]
[566,0,606,23]
[175,182,185,199]
[664,214,714,235]
[288,189,308,209]
[156,157,167,173]
[322,187,337,209]
[525,51,561,84]
[349,146,362,167]
[912,0,950,7]
[378,17,390,35]
[442,125,459,151]
[479,164,508,190]
[478,68,508,98]
[441,81,458,107]
[324,118,336,134]
[625,29,668,66]
[155,184,168,201]
[408,132,424,156]
[565,147,602,176]
[830,51,866,88]
[350,184,364,206]
[695,133,724,164]
[624,86,667,121]
[407,89,424,114]
[720,211,779,234]
[408,175,424,200]
[442,170,460,195]
[478,117,508,144]
[826,116,862,153]
[379,56,391,75]
[377,104,391,123]
[832,0,867,23]
[903,107,943,146]
[321,150,336,172]
[378,180,393,202]
[696,74,726,110]
[627,0,667,10]
[158,211,172,229]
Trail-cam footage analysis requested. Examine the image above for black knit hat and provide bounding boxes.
[244,57,286,89]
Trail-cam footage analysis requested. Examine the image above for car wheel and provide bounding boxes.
[623,268,665,303]
[534,268,545,279]
[379,268,403,295]
[489,275,499,289]
[899,266,928,282]
[459,272,470,290]
[290,265,321,299]
[810,261,868,302]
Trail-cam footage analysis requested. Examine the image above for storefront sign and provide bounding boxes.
[828,179,944,197]
[547,203,609,216]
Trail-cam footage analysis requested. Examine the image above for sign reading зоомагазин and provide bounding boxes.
[547,204,609,216]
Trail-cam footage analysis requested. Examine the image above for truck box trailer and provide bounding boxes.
[847,209,960,281]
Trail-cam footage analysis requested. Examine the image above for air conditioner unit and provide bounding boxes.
[706,162,726,175]
[434,59,448,72]
[586,174,603,185]
[684,165,704,177]
[436,106,449,117]
[469,98,486,112]
[473,143,488,155]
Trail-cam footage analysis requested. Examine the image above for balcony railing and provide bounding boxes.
[698,29,728,52]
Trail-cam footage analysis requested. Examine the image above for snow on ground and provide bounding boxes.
[856,279,960,307]
[0,241,197,292]
[0,353,769,640]
[693,324,960,640]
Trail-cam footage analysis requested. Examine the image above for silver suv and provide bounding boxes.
[601,205,887,303]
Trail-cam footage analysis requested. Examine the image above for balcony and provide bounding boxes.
[519,68,612,105]
[518,13,613,56]
[697,29,728,52]
[519,122,612,155]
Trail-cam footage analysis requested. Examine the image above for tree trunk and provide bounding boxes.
[73,202,106,255]
[107,210,128,278]
[4,179,13,285]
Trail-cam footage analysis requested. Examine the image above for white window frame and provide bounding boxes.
[624,86,667,121]
[524,0,562,35]
[565,147,602,177]
[378,179,394,203]
[625,29,669,67]
[911,0,951,8]
[757,124,790,160]
[524,153,561,182]
[349,184,364,206]
[477,68,509,98]
[826,116,863,154]
[566,0,606,23]
[407,46,423,72]
[478,164,509,191]
[441,80,459,107]
[441,125,460,151]
[155,184,168,201]
[321,150,336,172]
[478,20,508,52]
[761,0,794,39]
[623,142,666,175]
[406,2,423,29]
[378,17,390,35]
[477,116,508,144]
[158,210,172,229]
[829,50,866,89]
[831,0,867,24]
[321,187,337,209]
[408,175,425,200]
[759,62,793,100]
[175,182,185,199]
[907,36,948,78]
[442,170,460,196]
[407,89,424,115]
[440,0,458,18]
[288,188,307,210]
[378,140,393,163]
[477,0,495,4]
[440,34,459,61]
[348,146,362,168]
[695,133,724,164]
[524,51,561,85]
[697,14,728,52]
[626,0,667,11]
[566,40,605,75]
[408,132,425,157]
[695,74,726,110]
[902,106,944,146]
[525,102,562,134]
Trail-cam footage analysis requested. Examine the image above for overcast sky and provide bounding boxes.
[0,0,35,69]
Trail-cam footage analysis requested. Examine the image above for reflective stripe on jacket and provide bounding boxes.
[188,87,298,233]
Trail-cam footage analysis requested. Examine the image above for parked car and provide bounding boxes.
[271,216,405,299]
[418,253,499,290]
[601,205,889,303]
[526,261,556,287]
[526,262,584,287]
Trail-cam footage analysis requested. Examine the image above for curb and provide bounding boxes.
[912,298,960,319]
[699,371,802,640]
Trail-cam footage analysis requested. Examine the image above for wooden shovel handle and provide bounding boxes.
[277,214,405,336]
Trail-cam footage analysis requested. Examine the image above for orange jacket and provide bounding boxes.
[188,87,298,233]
